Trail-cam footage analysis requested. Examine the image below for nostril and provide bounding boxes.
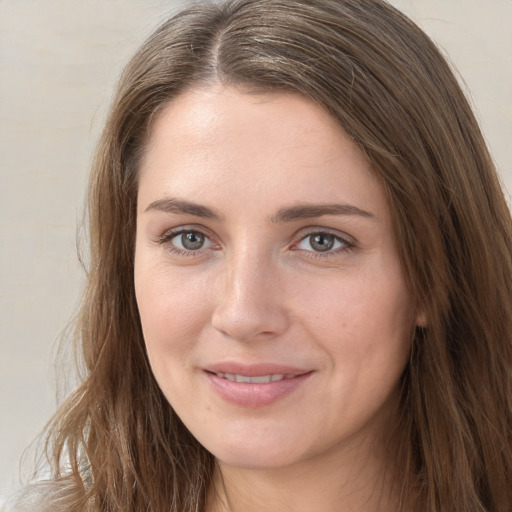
[211,263,290,341]
[211,305,289,342]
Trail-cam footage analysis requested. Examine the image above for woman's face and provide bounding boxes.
[134,86,415,470]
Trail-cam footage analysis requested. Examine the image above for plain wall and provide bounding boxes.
[1,0,511,503]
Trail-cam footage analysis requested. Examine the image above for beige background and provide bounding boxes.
[1,0,511,503]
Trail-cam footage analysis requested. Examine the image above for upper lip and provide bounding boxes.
[205,362,311,377]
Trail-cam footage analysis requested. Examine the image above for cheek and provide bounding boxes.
[134,262,212,364]
[297,265,413,375]
[301,266,411,332]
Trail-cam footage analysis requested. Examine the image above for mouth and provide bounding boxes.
[209,372,298,384]
[205,362,310,377]
[203,365,313,407]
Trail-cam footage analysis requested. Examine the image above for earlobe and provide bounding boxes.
[415,309,427,328]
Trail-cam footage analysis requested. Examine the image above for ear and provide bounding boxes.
[415,308,427,328]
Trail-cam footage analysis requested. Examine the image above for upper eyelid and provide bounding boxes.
[160,224,215,239]
[294,226,356,244]
[155,227,216,256]
[293,234,353,252]
[154,225,356,248]
[154,226,217,249]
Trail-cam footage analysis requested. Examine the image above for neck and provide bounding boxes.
[206,431,399,512]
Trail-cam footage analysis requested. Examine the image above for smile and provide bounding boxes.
[214,373,293,383]
[205,368,313,407]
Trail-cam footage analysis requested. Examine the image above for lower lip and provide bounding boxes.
[205,371,312,407]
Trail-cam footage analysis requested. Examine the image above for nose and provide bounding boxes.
[211,252,290,342]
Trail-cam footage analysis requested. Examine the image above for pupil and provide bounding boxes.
[182,232,204,250]
[310,234,334,252]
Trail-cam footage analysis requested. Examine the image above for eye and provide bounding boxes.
[157,228,213,254]
[296,232,349,253]
[172,231,210,251]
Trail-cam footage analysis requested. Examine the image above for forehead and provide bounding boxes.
[137,86,389,224]
[144,86,347,156]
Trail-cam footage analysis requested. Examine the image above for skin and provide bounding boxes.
[134,86,417,511]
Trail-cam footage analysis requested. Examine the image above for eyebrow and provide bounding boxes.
[144,197,375,223]
[271,203,376,223]
[144,197,221,219]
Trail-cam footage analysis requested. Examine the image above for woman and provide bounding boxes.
[11,0,512,511]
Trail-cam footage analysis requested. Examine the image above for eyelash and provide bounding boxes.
[155,228,216,257]
[292,230,354,259]
[155,227,355,258]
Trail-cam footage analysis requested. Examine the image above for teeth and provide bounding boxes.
[216,373,286,383]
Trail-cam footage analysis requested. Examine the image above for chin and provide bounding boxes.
[213,446,302,471]
[194,421,308,470]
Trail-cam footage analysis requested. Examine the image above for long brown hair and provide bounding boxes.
[28,0,512,510]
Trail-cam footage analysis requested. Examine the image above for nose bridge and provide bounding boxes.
[211,245,287,341]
